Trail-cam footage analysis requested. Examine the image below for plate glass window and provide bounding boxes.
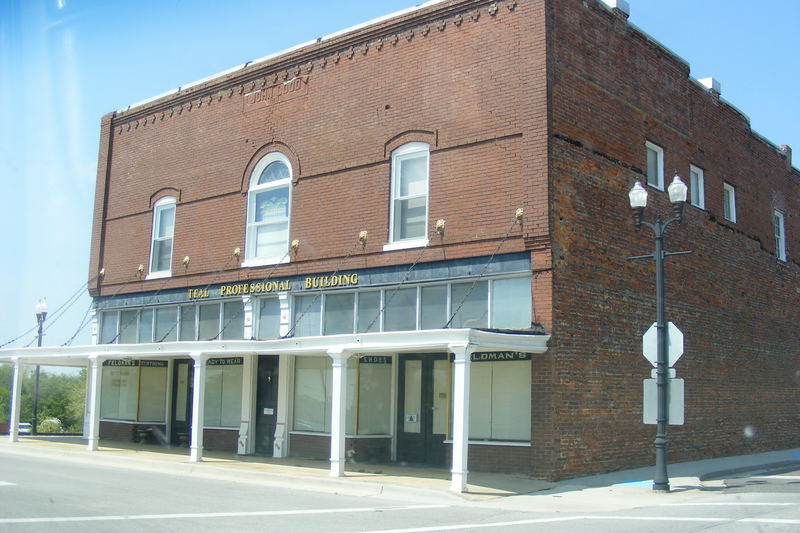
[149,197,176,277]
[645,141,664,189]
[390,143,429,242]
[689,165,704,208]
[723,183,736,222]
[774,210,786,261]
[246,153,291,264]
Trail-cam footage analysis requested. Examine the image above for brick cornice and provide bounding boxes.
[111,0,516,130]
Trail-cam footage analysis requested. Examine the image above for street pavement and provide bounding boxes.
[0,437,800,520]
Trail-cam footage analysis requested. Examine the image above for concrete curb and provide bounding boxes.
[699,460,800,481]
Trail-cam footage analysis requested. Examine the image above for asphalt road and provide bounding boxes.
[1,452,799,532]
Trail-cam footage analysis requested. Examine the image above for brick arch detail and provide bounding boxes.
[383,129,438,159]
[240,141,302,193]
[149,187,181,208]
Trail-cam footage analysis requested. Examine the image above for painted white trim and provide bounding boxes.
[382,238,429,252]
[645,141,664,190]
[144,271,171,281]
[723,182,737,222]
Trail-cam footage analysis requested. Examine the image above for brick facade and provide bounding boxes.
[87,0,798,481]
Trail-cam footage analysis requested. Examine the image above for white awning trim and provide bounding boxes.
[0,329,548,366]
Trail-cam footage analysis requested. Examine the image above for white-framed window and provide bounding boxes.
[244,152,292,266]
[100,360,168,422]
[385,142,429,250]
[204,358,244,428]
[645,141,664,189]
[774,210,787,261]
[148,197,176,279]
[469,358,531,441]
[689,164,705,208]
[723,182,736,222]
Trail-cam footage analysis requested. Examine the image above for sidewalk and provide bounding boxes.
[1,436,798,508]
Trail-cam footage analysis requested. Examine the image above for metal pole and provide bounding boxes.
[652,217,669,491]
[32,314,44,436]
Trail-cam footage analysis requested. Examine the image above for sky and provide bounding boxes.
[0,0,797,352]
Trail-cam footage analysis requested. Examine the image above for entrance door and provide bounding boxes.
[396,354,449,466]
[254,355,279,456]
[170,359,194,446]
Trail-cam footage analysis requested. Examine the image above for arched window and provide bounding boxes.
[245,153,292,265]
[387,142,429,248]
[148,196,176,279]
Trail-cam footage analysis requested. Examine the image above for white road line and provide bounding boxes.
[346,515,800,532]
[0,504,447,525]
[755,475,800,480]
[660,502,794,506]
[0,482,16,487]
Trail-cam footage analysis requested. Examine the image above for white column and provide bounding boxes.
[450,344,473,493]
[87,357,103,451]
[242,295,254,340]
[189,353,208,462]
[328,349,351,477]
[89,309,99,345]
[278,293,290,337]
[8,359,23,443]
[273,354,291,458]
[238,353,255,455]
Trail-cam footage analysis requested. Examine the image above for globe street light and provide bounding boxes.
[628,175,689,492]
[33,299,48,435]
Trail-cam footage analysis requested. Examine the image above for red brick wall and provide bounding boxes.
[538,0,800,480]
[89,0,546,297]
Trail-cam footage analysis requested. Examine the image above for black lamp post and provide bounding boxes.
[628,175,689,492]
[33,299,48,436]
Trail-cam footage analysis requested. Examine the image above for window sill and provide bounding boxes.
[145,271,171,280]
[383,238,429,252]
[242,255,290,268]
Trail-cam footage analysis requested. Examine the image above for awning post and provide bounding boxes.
[8,359,23,443]
[190,353,209,462]
[328,349,351,477]
[450,344,474,493]
[87,356,104,451]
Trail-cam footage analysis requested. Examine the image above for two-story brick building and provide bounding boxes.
[3,0,798,490]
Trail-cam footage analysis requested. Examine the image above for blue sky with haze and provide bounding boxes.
[1,0,797,351]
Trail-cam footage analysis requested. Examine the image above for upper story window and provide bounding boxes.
[385,142,429,250]
[689,165,705,209]
[245,153,292,266]
[645,141,664,189]
[723,182,736,222]
[148,197,176,279]
[774,210,787,261]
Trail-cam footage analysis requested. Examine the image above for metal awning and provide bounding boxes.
[0,328,550,365]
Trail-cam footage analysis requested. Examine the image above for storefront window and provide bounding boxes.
[204,358,243,428]
[119,310,138,344]
[100,360,168,423]
[491,277,531,329]
[99,312,118,345]
[420,285,447,329]
[257,298,280,340]
[198,304,220,341]
[138,361,168,422]
[221,301,244,340]
[179,306,196,341]
[356,291,381,333]
[383,287,416,331]
[468,359,530,441]
[450,281,488,328]
[293,295,321,337]
[324,293,354,335]
[138,309,153,343]
[356,356,392,435]
[293,356,330,432]
[155,306,178,342]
